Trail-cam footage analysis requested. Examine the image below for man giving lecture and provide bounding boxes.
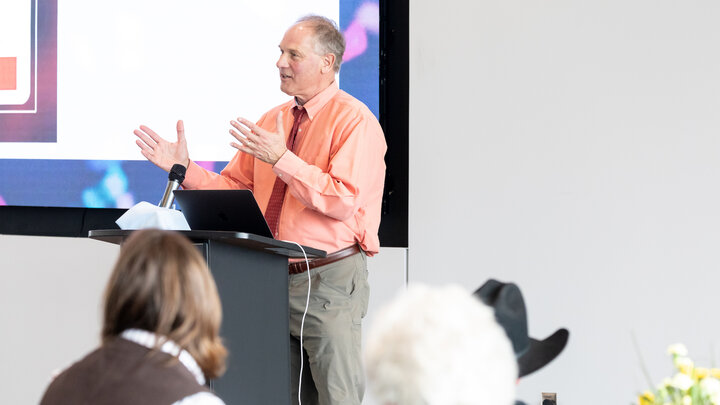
[134,15,387,405]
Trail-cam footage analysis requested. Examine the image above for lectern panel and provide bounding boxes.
[204,240,291,403]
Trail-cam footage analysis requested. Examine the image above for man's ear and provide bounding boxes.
[321,53,336,74]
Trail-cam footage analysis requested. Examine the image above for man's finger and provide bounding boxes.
[133,128,153,141]
[229,129,257,149]
[134,130,156,149]
[176,120,186,142]
[135,139,153,153]
[229,141,254,155]
[229,128,248,142]
[230,141,247,151]
[236,118,264,136]
[231,120,254,139]
[138,125,162,143]
[140,149,155,162]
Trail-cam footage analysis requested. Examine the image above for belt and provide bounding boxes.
[288,244,362,275]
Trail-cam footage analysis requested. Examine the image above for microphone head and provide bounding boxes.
[168,164,187,183]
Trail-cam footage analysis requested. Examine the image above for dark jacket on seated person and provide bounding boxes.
[40,337,209,405]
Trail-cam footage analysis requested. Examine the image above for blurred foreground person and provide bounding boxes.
[40,229,228,405]
[364,284,517,405]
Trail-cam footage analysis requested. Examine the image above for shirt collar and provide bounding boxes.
[120,328,206,385]
[294,81,339,121]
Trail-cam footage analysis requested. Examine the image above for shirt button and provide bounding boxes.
[278,174,283,178]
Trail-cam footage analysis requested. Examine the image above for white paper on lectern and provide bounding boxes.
[116,201,190,230]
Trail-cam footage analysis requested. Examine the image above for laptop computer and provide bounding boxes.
[173,189,273,238]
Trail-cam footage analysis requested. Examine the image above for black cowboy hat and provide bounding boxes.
[473,279,569,378]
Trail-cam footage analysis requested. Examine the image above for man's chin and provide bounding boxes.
[280,83,293,96]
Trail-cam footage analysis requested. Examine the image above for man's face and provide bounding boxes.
[276,23,330,104]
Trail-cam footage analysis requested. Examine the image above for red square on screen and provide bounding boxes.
[0,57,17,90]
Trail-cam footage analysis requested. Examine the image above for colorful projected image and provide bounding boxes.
[341,0,380,117]
[0,0,57,142]
[0,1,378,208]
[0,159,224,208]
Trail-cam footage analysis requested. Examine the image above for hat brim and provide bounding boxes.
[517,328,569,377]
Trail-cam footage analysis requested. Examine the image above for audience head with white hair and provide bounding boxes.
[364,284,518,405]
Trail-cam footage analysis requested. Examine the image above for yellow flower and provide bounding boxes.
[636,343,720,404]
[694,367,709,380]
[637,391,654,405]
[674,357,694,375]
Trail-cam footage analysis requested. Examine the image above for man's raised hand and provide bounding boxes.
[134,120,190,172]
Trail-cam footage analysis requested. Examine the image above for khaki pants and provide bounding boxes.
[288,252,369,405]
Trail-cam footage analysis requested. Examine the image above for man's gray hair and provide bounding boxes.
[296,15,345,73]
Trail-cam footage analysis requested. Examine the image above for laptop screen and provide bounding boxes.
[173,189,273,238]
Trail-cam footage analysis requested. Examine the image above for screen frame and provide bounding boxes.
[0,0,409,247]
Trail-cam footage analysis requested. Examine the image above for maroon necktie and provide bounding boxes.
[265,107,306,237]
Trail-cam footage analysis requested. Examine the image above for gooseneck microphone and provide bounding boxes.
[158,164,187,208]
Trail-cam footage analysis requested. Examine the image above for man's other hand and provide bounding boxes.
[229,112,287,165]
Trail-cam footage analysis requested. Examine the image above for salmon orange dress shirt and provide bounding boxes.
[182,83,387,255]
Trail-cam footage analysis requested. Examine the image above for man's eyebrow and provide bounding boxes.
[279,45,304,55]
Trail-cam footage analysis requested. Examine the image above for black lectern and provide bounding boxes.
[89,230,326,404]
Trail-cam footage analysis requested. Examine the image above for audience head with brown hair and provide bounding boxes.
[102,228,227,379]
[40,229,228,405]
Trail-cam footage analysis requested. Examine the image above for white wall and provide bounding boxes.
[410,0,720,403]
[0,235,119,404]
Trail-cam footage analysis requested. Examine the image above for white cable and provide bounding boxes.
[284,240,311,405]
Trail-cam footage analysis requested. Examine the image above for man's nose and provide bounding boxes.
[276,53,288,68]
